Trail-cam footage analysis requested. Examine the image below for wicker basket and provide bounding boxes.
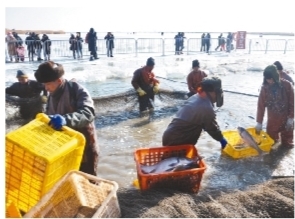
[23,171,121,218]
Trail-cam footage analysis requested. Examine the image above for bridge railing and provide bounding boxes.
[5,38,294,60]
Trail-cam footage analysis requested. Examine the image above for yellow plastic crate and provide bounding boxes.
[222,127,274,159]
[6,113,86,213]
[23,171,121,218]
[6,200,22,218]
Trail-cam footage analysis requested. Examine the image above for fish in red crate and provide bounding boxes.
[140,156,201,174]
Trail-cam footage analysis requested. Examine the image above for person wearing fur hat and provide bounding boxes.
[186,59,208,98]
[34,61,99,175]
[162,76,228,149]
[273,61,294,85]
[256,64,294,148]
[131,57,160,113]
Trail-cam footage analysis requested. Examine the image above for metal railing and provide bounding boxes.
[5,38,294,60]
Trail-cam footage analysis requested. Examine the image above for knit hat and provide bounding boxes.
[192,60,200,68]
[146,57,155,66]
[34,61,65,83]
[273,61,283,71]
[201,76,222,92]
[263,65,279,83]
[16,70,28,78]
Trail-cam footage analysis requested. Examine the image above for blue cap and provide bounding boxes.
[16,70,28,78]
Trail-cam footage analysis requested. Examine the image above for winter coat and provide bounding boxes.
[34,35,42,50]
[186,69,208,93]
[87,30,97,52]
[162,94,224,146]
[131,67,159,92]
[104,34,115,49]
[280,71,294,85]
[256,79,294,140]
[201,34,206,46]
[6,34,17,56]
[76,36,83,50]
[41,36,51,54]
[46,80,99,176]
[13,34,23,46]
[6,80,47,98]
[25,35,35,52]
[69,35,77,51]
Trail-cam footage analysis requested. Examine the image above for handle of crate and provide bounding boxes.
[36,113,75,132]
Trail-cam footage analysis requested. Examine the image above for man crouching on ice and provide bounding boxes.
[162,76,228,149]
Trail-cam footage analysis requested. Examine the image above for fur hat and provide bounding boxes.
[16,70,28,78]
[34,61,65,83]
[201,77,222,92]
[146,57,155,66]
[273,61,283,71]
[192,60,200,68]
[263,65,279,84]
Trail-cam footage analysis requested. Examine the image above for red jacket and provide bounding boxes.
[186,69,207,93]
[256,79,294,124]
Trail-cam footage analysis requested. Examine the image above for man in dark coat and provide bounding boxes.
[34,61,100,175]
[131,57,160,113]
[25,32,35,61]
[162,77,228,149]
[86,27,98,60]
[6,70,48,119]
[6,70,47,98]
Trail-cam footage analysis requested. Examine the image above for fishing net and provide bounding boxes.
[6,94,45,132]
[92,88,187,115]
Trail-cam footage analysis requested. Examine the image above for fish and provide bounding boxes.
[140,156,200,174]
[237,126,265,155]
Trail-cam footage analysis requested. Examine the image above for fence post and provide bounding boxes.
[249,39,252,54]
[135,39,138,57]
[187,39,189,55]
[162,39,165,56]
[284,39,288,54]
[265,40,269,54]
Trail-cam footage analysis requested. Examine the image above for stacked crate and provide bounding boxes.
[6,113,86,213]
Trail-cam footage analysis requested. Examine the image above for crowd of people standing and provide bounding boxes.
[6,30,239,62]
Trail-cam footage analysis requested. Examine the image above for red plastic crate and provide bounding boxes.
[134,145,207,193]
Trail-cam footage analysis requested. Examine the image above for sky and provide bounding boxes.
[3,0,295,33]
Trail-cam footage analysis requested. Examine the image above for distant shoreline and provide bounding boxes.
[5,29,294,36]
[5,29,66,34]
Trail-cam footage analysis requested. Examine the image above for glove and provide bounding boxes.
[153,83,160,94]
[136,87,146,96]
[48,114,66,130]
[285,118,294,131]
[220,138,228,149]
[41,95,48,104]
[255,123,262,135]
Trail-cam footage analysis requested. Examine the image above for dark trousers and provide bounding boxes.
[138,88,155,111]
[90,50,97,58]
[200,44,205,52]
